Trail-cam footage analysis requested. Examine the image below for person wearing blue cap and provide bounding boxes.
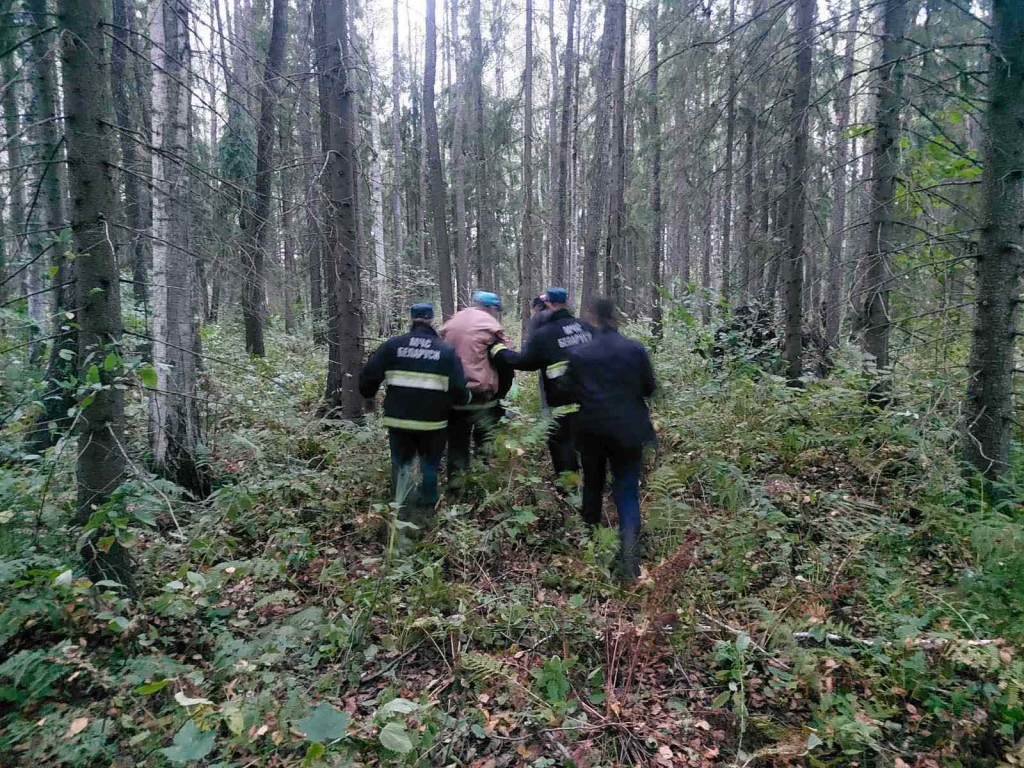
[499,287,594,487]
[440,291,516,492]
[359,303,470,533]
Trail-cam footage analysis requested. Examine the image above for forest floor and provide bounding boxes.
[2,316,1024,767]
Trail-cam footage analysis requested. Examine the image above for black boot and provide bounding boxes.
[618,527,641,583]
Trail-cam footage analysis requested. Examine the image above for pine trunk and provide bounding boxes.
[522,0,535,337]
[607,0,626,309]
[862,0,910,382]
[580,0,617,310]
[451,0,471,307]
[720,0,736,303]
[647,0,663,337]
[321,0,364,415]
[61,0,134,590]
[785,0,814,383]
[425,0,456,318]
[551,0,576,288]
[963,0,1024,482]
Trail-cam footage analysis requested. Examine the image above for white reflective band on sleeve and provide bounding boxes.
[385,370,449,391]
[545,361,569,379]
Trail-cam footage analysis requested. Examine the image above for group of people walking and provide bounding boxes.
[358,288,657,580]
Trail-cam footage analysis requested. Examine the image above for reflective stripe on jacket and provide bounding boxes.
[500,308,594,409]
[358,324,470,430]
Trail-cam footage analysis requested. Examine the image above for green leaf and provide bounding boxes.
[59,348,74,361]
[295,702,350,744]
[139,364,158,388]
[303,742,326,765]
[85,365,101,385]
[103,352,120,371]
[807,732,824,750]
[134,679,171,695]
[378,697,417,718]
[49,265,59,278]
[711,691,731,708]
[159,720,216,763]
[379,722,414,754]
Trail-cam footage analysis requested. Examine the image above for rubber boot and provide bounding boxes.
[618,527,641,584]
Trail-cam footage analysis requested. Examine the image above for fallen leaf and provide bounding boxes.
[694,719,711,731]
[66,717,89,738]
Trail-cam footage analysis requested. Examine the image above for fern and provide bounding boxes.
[252,589,297,609]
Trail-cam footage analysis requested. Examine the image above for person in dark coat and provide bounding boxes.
[494,287,593,482]
[528,295,552,415]
[566,297,657,580]
[359,304,470,525]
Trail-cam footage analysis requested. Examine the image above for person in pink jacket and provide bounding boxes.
[440,292,515,492]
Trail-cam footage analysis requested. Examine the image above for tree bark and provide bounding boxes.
[281,120,297,334]
[784,0,814,384]
[240,0,288,356]
[522,0,535,338]
[149,0,207,495]
[60,0,134,591]
[963,0,1024,482]
[369,83,388,335]
[298,0,324,343]
[607,0,626,309]
[647,0,663,338]
[321,0,364,416]
[826,0,860,346]
[862,0,910,383]
[740,90,756,303]
[425,0,455,318]
[720,0,736,303]
[111,0,146,307]
[551,0,576,288]
[391,0,405,272]
[580,0,617,310]
[450,0,471,307]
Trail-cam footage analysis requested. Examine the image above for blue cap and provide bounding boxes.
[474,291,502,309]
[410,303,434,319]
[546,287,567,305]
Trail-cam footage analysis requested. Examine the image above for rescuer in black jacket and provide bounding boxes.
[359,304,470,525]
[493,287,593,480]
[566,297,657,581]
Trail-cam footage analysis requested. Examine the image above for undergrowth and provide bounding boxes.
[2,311,1024,767]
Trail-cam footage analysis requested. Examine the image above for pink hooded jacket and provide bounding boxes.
[440,307,512,395]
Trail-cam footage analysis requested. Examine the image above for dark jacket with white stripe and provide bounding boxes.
[359,324,470,431]
[497,308,594,410]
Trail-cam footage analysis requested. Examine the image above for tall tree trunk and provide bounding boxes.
[369,88,388,335]
[240,0,288,356]
[546,0,557,286]
[740,90,755,303]
[785,0,814,383]
[298,0,324,343]
[60,0,134,591]
[425,0,455,318]
[391,0,405,271]
[826,0,860,345]
[720,0,736,304]
[647,0,663,337]
[522,0,535,337]
[149,0,207,495]
[607,0,626,309]
[551,0,576,288]
[580,0,617,309]
[469,0,488,288]
[111,0,146,306]
[281,121,297,335]
[862,0,910,384]
[321,0,364,415]
[450,0,471,307]
[25,0,73,453]
[963,0,1024,482]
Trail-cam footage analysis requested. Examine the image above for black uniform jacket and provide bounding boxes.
[566,326,657,447]
[359,324,470,431]
[495,308,594,411]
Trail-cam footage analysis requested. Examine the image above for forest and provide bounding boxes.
[1,0,1024,764]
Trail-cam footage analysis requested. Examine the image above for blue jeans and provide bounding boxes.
[389,428,446,506]
[578,433,642,538]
